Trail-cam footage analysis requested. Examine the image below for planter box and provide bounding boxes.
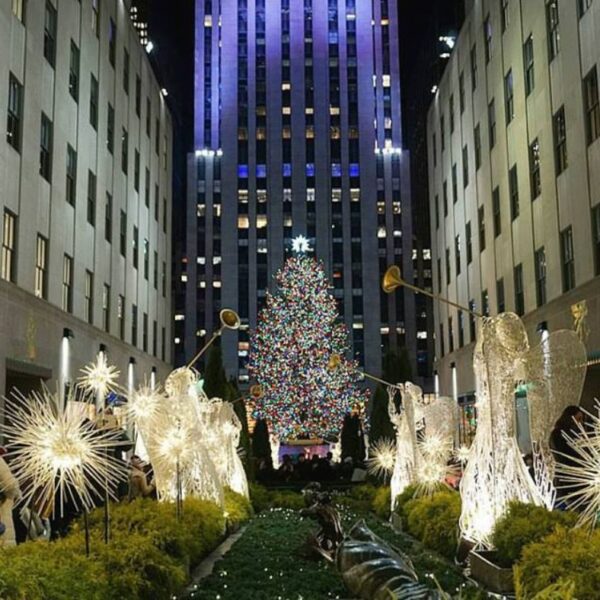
[470,550,514,596]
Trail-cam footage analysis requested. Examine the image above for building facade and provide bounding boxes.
[428,0,600,406]
[181,0,422,384]
[0,0,173,402]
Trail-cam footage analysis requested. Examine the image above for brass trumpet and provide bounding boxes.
[187,308,241,369]
[382,265,483,318]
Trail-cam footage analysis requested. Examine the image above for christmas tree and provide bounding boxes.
[248,255,367,440]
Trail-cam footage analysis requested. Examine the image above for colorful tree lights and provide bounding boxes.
[248,256,367,440]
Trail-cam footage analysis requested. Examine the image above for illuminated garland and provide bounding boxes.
[248,256,367,440]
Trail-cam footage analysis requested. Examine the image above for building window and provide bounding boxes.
[553,105,567,175]
[44,1,57,67]
[105,193,112,242]
[449,317,454,353]
[560,226,575,292]
[440,115,445,151]
[39,113,53,182]
[161,326,166,362]
[478,206,486,251]
[452,164,458,203]
[535,247,547,306]
[593,205,600,276]
[142,313,148,352]
[504,69,514,124]
[62,254,73,312]
[492,187,501,237]
[484,15,492,63]
[514,264,524,316]
[488,98,496,148]
[7,73,23,152]
[509,164,519,220]
[102,284,110,332]
[470,44,477,90]
[135,76,141,117]
[133,226,139,269]
[131,304,138,346]
[584,66,600,145]
[145,168,150,208]
[445,248,451,284]
[529,138,541,199]
[143,239,149,280]
[107,103,114,153]
[546,0,560,61]
[449,95,455,133]
[469,300,476,340]
[134,150,140,192]
[91,0,99,36]
[482,289,490,316]
[109,18,117,67]
[87,170,96,225]
[434,195,439,229]
[500,0,509,32]
[123,48,129,93]
[496,278,505,313]
[462,146,469,188]
[524,36,534,96]
[436,257,442,292]
[66,145,77,206]
[579,0,593,16]
[432,133,437,167]
[12,0,25,22]
[84,270,93,323]
[455,235,461,276]
[69,40,80,101]
[90,75,98,130]
[120,210,127,257]
[474,124,481,170]
[162,261,167,297]
[443,181,448,216]
[118,295,125,340]
[466,221,473,264]
[35,235,48,299]
[439,324,445,357]
[459,71,465,114]
[121,128,128,173]
[1,210,17,283]
[153,251,158,289]
[152,320,157,357]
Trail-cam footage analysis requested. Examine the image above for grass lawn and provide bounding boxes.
[184,505,487,600]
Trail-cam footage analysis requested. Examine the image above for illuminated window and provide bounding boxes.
[204,15,212,26]
[332,189,342,202]
[377,227,386,238]
[350,189,360,202]
[330,106,340,115]
[382,74,391,87]
[238,216,249,228]
[257,215,268,228]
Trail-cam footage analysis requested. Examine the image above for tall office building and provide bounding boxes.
[0,0,173,400]
[181,0,419,384]
[428,0,600,408]
[130,0,150,47]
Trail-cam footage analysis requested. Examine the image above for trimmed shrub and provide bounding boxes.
[0,495,247,600]
[224,488,253,527]
[514,527,600,599]
[392,483,419,526]
[491,502,577,567]
[372,486,391,520]
[403,489,461,560]
[249,483,305,512]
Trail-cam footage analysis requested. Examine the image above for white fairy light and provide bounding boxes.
[2,388,127,515]
[78,352,120,398]
[366,438,396,479]
[128,384,163,423]
[454,445,471,464]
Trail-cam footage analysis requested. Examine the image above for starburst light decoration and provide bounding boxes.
[291,234,312,254]
[459,313,546,548]
[128,383,163,423]
[78,352,120,398]
[554,402,600,528]
[2,388,127,515]
[366,438,396,480]
[454,445,471,464]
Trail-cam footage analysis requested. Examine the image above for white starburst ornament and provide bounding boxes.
[367,438,396,480]
[78,353,120,398]
[555,402,600,528]
[2,388,128,516]
[128,384,163,423]
[291,234,312,254]
[454,445,471,464]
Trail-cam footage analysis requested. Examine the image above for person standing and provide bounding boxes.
[0,452,21,546]
[128,455,155,501]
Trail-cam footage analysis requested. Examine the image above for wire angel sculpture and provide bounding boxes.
[459,313,545,547]
[522,330,587,508]
[2,387,128,517]
[389,383,421,506]
[199,399,249,499]
[134,367,223,507]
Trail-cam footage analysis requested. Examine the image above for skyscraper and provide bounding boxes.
[182,0,418,384]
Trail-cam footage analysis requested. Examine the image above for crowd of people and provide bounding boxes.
[256,452,367,485]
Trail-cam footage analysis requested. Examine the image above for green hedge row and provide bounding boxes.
[0,491,252,600]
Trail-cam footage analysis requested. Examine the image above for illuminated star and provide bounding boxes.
[367,438,396,479]
[78,352,120,398]
[291,235,312,254]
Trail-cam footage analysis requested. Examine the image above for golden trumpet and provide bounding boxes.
[382,265,483,318]
[187,308,241,369]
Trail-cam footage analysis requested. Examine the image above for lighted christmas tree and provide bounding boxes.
[248,255,367,440]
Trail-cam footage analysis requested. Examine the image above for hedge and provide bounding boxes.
[0,493,250,600]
